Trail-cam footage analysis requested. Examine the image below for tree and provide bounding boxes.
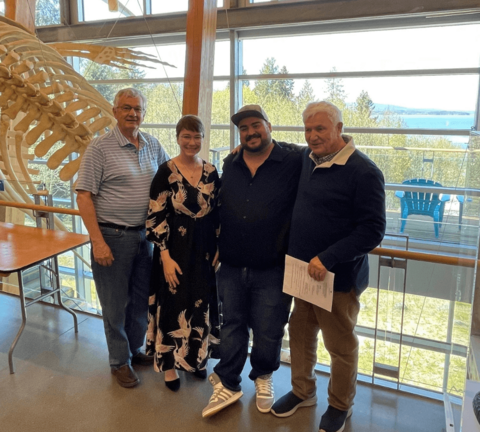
[277,66,294,100]
[36,0,61,26]
[324,67,346,109]
[296,80,316,108]
[355,90,376,121]
[79,59,148,106]
[254,58,294,103]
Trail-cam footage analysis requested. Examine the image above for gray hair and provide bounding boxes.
[302,101,343,129]
[113,88,147,111]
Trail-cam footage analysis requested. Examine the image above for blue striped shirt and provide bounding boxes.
[76,125,169,226]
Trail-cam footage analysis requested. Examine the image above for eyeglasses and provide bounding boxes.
[179,134,203,142]
[116,105,145,114]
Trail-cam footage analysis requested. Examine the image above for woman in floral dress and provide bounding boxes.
[145,115,220,391]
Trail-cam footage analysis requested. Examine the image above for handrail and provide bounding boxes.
[0,200,80,216]
[372,247,478,268]
[0,200,478,268]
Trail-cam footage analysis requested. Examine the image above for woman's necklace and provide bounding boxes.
[180,157,201,179]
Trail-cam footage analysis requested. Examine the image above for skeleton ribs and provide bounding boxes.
[0,16,170,228]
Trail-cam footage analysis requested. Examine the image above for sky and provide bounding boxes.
[63,2,480,112]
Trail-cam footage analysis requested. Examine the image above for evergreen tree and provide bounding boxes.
[79,59,148,105]
[355,90,376,120]
[296,80,316,108]
[278,66,294,100]
[324,67,346,109]
[254,58,294,103]
[242,67,250,88]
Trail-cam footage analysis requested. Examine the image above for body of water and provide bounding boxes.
[376,114,475,146]
[397,114,474,130]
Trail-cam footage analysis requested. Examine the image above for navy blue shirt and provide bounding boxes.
[289,139,386,294]
[218,140,302,269]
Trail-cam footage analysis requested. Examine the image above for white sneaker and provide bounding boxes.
[255,373,275,413]
[202,373,243,418]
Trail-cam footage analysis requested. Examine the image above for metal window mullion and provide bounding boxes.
[241,68,480,81]
[230,29,242,150]
[474,72,480,131]
[59,0,72,25]
[137,123,472,137]
[235,13,480,40]
[89,77,185,85]
[87,69,479,83]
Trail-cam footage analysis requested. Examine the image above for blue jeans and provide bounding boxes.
[91,226,153,368]
[214,263,292,392]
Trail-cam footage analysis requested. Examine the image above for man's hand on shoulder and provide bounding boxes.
[308,256,327,282]
[92,240,114,266]
[278,142,304,152]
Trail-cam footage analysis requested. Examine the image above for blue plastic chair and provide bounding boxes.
[395,179,450,238]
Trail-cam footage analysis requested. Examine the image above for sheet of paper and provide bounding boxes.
[283,255,334,312]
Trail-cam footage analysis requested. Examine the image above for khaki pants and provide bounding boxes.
[289,290,360,411]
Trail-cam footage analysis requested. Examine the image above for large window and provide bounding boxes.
[73,20,480,401]
[79,0,225,22]
[13,3,479,403]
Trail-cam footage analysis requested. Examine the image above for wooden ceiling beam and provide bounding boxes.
[5,0,37,34]
[182,0,217,160]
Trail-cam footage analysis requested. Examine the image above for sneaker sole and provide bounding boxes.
[202,391,244,418]
[257,398,275,413]
[271,396,317,418]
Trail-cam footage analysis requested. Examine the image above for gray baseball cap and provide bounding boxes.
[231,104,270,126]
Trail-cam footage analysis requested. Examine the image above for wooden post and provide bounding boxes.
[183,0,217,161]
[5,0,37,34]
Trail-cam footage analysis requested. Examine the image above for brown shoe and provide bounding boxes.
[111,364,140,388]
[132,352,154,366]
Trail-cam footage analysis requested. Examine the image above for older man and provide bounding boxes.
[76,88,169,388]
[202,105,302,418]
[272,101,386,432]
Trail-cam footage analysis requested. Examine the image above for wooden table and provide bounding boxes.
[0,222,90,373]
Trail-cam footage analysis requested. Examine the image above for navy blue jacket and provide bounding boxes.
[288,140,386,294]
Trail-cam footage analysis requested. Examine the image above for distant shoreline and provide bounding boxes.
[375,111,472,116]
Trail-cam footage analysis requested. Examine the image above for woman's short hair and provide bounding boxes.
[176,115,205,137]
[302,101,343,128]
[113,88,147,111]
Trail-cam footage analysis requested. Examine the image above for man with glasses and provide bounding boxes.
[76,88,169,388]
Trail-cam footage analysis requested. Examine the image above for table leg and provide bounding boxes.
[8,271,27,374]
[54,256,78,333]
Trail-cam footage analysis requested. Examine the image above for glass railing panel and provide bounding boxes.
[311,132,480,399]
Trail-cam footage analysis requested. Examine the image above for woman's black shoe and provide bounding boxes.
[193,368,207,379]
[165,378,181,392]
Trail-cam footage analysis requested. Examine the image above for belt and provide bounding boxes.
[98,222,145,231]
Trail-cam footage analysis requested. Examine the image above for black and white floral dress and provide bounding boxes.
[145,159,220,373]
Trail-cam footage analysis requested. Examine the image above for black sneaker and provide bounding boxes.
[131,352,154,366]
[271,390,317,417]
[318,405,353,432]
